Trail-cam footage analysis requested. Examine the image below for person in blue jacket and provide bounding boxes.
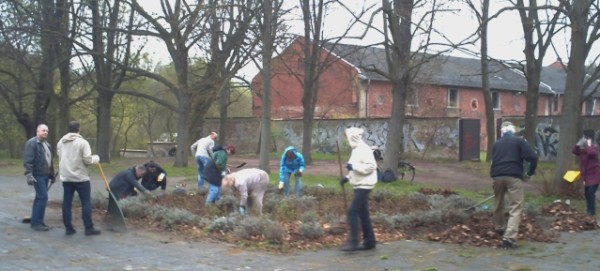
[279,146,305,197]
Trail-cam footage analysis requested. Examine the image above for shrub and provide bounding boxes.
[208,215,238,233]
[299,211,319,223]
[262,219,285,243]
[148,205,200,229]
[234,216,264,239]
[298,221,324,240]
[372,212,396,230]
[91,192,108,210]
[119,197,148,219]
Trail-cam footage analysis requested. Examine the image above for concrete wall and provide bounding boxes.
[203,117,461,160]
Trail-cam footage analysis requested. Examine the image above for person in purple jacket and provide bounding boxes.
[572,129,600,216]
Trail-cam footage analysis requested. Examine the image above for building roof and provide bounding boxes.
[324,42,578,95]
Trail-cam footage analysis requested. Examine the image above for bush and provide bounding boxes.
[208,215,238,233]
[232,216,285,243]
[119,197,148,219]
[91,192,108,210]
[298,222,324,240]
[148,205,200,229]
[372,212,396,230]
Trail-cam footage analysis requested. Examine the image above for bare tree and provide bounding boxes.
[555,0,600,196]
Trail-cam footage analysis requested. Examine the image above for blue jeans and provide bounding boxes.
[283,173,302,197]
[62,181,94,231]
[31,175,49,226]
[196,156,210,188]
[346,188,376,247]
[205,183,222,205]
[585,184,599,216]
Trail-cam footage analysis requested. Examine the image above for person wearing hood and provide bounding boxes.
[339,127,377,251]
[279,146,305,197]
[204,144,236,205]
[23,124,55,232]
[490,122,537,249]
[572,129,600,216]
[57,121,102,236]
[141,161,167,191]
[222,168,269,215]
[109,165,149,200]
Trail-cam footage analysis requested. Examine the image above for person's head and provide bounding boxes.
[68,121,80,133]
[209,132,218,141]
[225,144,236,155]
[285,149,296,160]
[146,161,157,173]
[222,174,235,188]
[345,127,364,148]
[500,121,516,137]
[36,124,49,141]
[134,164,147,178]
[583,129,595,140]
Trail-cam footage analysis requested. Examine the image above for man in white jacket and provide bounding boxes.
[339,127,377,251]
[222,168,269,215]
[190,132,217,189]
[57,121,101,236]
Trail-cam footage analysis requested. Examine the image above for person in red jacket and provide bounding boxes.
[572,129,600,216]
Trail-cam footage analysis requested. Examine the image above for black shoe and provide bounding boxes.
[66,228,77,235]
[85,229,101,236]
[340,244,360,252]
[495,229,505,237]
[501,239,515,249]
[359,244,376,250]
[31,224,50,231]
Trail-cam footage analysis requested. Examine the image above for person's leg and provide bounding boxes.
[31,175,49,228]
[343,189,362,249]
[357,189,376,248]
[283,173,291,197]
[585,184,599,216]
[196,156,205,188]
[504,177,523,244]
[294,175,302,197]
[77,181,95,232]
[205,183,219,205]
[252,173,269,215]
[62,182,76,232]
[492,177,508,234]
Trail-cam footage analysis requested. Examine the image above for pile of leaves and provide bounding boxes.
[542,202,599,232]
[418,188,458,197]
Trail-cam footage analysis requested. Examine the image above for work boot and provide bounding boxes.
[501,239,515,249]
[65,228,77,235]
[85,229,101,236]
[340,244,359,252]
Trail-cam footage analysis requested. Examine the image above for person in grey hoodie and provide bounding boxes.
[57,121,101,236]
[339,127,377,251]
[222,168,269,215]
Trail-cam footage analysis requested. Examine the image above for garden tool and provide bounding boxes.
[98,163,127,232]
[336,141,348,211]
[464,195,495,212]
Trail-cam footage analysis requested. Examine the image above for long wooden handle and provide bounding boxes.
[97,163,112,192]
[336,141,344,178]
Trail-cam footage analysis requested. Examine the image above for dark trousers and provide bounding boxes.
[62,181,94,231]
[31,175,49,226]
[346,188,376,247]
[585,184,599,216]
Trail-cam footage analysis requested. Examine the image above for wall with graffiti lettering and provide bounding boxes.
[204,117,461,160]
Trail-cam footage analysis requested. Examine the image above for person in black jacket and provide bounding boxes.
[490,122,537,249]
[109,165,149,200]
[23,124,55,231]
[141,161,167,191]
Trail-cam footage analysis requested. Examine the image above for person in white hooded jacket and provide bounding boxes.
[339,127,377,251]
[57,121,101,236]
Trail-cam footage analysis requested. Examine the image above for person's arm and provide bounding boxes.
[82,141,99,165]
[279,153,287,182]
[297,152,305,173]
[190,141,198,155]
[572,145,581,155]
[214,151,227,174]
[23,140,35,176]
[237,182,249,208]
[522,141,538,176]
[126,174,148,194]
[158,167,167,190]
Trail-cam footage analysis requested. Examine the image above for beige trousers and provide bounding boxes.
[492,176,524,243]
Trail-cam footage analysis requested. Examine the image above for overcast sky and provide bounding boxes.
[139,1,575,81]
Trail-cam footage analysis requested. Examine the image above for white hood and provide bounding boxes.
[345,127,364,149]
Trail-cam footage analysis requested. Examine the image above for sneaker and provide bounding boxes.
[85,229,101,236]
[66,228,77,235]
[501,239,515,249]
[31,224,50,231]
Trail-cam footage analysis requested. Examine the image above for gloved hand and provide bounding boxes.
[157,173,166,182]
[339,177,349,185]
[49,173,56,184]
[26,175,37,186]
[295,170,302,177]
[221,171,226,177]
[239,206,246,215]
[91,155,100,163]
[346,163,353,171]
[278,182,284,190]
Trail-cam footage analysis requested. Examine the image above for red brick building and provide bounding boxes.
[251,37,600,136]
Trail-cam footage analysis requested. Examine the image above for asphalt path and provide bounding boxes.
[1,174,598,271]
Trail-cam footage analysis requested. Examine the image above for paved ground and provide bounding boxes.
[1,171,599,271]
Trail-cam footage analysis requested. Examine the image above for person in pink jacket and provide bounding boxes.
[222,168,269,215]
[572,129,600,216]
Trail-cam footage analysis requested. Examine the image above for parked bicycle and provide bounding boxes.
[373,148,416,184]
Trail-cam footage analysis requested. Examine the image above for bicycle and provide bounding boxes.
[373,148,416,184]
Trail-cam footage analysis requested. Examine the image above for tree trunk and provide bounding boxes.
[479,0,494,162]
[97,93,114,161]
[218,84,229,143]
[258,0,276,172]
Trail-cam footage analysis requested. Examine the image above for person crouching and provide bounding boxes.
[222,168,269,215]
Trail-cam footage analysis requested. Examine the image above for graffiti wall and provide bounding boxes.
[204,117,461,160]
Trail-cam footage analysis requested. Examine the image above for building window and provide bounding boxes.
[407,87,418,106]
[377,95,384,105]
[585,99,596,115]
[551,97,559,113]
[448,88,458,108]
[492,92,500,110]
